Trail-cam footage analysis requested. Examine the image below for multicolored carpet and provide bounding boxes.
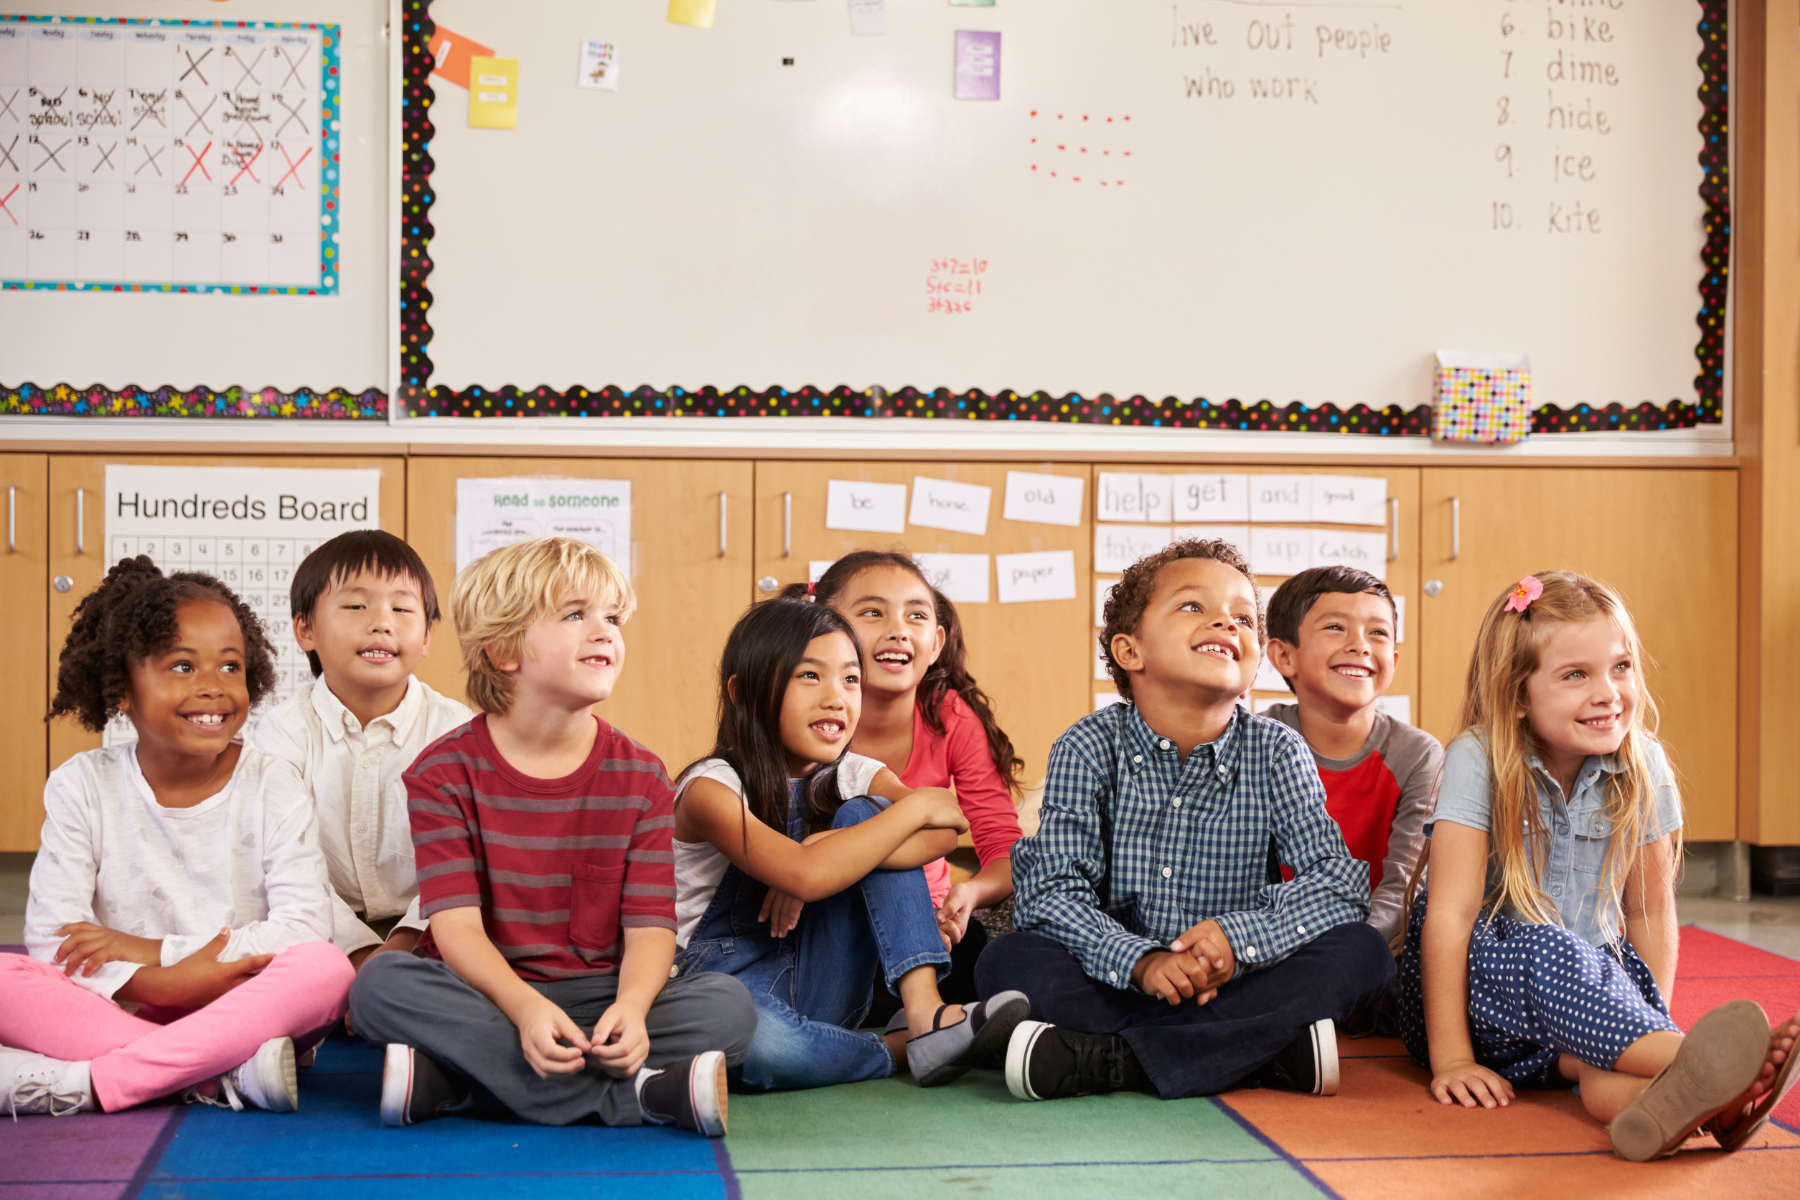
[3,926,1795,1200]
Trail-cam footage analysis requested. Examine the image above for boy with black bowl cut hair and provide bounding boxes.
[1262,566,1442,945]
[978,539,1395,1103]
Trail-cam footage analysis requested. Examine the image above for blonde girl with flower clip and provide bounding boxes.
[1397,572,1799,1161]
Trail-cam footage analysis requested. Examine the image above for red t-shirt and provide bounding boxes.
[899,690,1023,905]
[407,714,677,980]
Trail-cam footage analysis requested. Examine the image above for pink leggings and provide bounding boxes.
[0,942,353,1112]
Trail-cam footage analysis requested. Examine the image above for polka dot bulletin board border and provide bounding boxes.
[396,0,1728,435]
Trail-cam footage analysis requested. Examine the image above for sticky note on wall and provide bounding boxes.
[468,56,519,129]
[428,27,495,89]
[668,0,717,29]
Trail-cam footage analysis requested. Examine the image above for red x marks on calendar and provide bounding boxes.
[273,144,310,191]
[0,184,17,226]
[181,141,213,185]
[229,144,263,186]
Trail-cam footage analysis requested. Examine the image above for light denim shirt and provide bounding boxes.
[1428,731,1683,947]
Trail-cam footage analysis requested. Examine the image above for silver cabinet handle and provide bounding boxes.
[719,492,728,557]
[783,492,792,558]
[6,484,14,553]
[1450,496,1460,561]
[1387,496,1399,563]
[76,486,85,555]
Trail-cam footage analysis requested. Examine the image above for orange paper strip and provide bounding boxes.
[427,26,496,90]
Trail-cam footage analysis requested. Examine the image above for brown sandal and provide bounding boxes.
[1704,1010,1800,1152]
[1608,999,1770,1162]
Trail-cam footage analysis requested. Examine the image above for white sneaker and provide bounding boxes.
[0,1046,95,1118]
[187,1037,298,1113]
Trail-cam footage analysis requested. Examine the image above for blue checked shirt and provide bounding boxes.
[1013,703,1371,990]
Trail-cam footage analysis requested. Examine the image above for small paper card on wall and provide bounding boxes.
[1095,691,1127,712]
[913,553,990,604]
[1248,526,1310,577]
[578,39,620,90]
[1173,474,1250,523]
[1311,530,1389,582]
[1096,525,1171,574]
[1172,524,1250,554]
[456,478,630,573]
[668,0,717,29]
[810,560,837,583]
[1255,652,1289,692]
[1248,475,1312,523]
[1375,695,1412,725]
[428,27,496,89]
[826,479,907,533]
[909,476,991,535]
[1096,473,1172,524]
[1394,595,1406,643]
[850,0,887,36]
[1311,475,1387,526]
[1095,640,1112,681]
[468,56,519,129]
[997,549,1077,604]
[1004,471,1084,527]
[1095,577,1119,627]
[954,30,1001,100]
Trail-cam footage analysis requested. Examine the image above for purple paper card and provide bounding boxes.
[955,30,1001,101]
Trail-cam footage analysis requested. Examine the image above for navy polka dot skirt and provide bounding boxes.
[1397,891,1680,1087]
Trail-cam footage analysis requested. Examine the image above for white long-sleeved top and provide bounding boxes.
[25,741,337,1001]
[252,674,473,954]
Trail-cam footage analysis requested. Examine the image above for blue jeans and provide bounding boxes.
[676,795,950,1091]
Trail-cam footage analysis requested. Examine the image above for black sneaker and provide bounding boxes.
[1245,1018,1339,1096]
[379,1044,469,1127]
[638,1051,728,1137]
[1005,1021,1151,1101]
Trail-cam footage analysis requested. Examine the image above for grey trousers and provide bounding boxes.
[348,952,758,1127]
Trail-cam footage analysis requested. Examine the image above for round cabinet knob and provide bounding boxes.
[53,574,74,593]
[1424,579,1443,597]
[757,575,780,595]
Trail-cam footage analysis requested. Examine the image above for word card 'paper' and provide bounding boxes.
[1004,471,1084,527]
[810,560,837,583]
[1249,526,1310,577]
[1095,692,1127,712]
[1173,475,1250,523]
[910,476,991,536]
[456,478,630,573]
[1376,695,1413,725]
[954,30,1001,100]
[1097,473,1172,524]
[913,553,990,604]
[850,0,888,36]
[668,0,717,29]
[1096,577,1120,627]
[826,480,907,533]
[1096,525,1171,574]
[997,549,1077,604]
[1310,475,1388,526]
[469,56,519,129]
[578,39,620,91]
[104,464,382,743]
[1311,530,1389,581]
[1248,476,1312,524]
[1173,524,1250,553]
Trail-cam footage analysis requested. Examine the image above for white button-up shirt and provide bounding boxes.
[253,675,473,953]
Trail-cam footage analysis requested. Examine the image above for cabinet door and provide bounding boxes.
[47,456,408,777]
[754,462,1092,786]
[1091,466,1421,719]
[406,458,754,774]
[1419,469,1737,839]
[1,455,49,852]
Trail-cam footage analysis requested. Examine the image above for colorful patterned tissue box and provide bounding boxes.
[1433,356,1532,444]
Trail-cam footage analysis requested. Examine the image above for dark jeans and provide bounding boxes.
[348,953,757,1126]
[976,922,1395,1099]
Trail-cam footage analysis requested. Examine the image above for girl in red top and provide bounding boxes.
[786,551,1025,1002]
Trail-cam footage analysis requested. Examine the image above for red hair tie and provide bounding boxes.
[806,582,817,597]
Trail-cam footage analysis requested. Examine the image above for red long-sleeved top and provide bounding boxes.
[899,690,1023,906]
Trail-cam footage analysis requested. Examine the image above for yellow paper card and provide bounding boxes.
[468,56,519,129]
[667,0,717,30]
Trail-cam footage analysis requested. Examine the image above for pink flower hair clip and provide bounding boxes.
[1504,575,1544,614]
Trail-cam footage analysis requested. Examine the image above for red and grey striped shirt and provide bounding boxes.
[406,714,677,981]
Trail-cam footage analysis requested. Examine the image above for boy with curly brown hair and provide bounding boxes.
[977,539,1394,1103]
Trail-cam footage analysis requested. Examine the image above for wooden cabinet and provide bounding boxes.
[406,458,754,775]
[753,462,1092,787]
[46,456,408,781]
[1419,469,1739,840]
[1,455,49,852]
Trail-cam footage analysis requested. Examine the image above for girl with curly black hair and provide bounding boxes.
[0,557,352,1118]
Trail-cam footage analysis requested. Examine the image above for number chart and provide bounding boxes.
[0,15,341,295]
[101,464,382,745]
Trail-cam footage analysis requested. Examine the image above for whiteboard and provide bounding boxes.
[422,0,1710,414]
[0,0,386,394]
